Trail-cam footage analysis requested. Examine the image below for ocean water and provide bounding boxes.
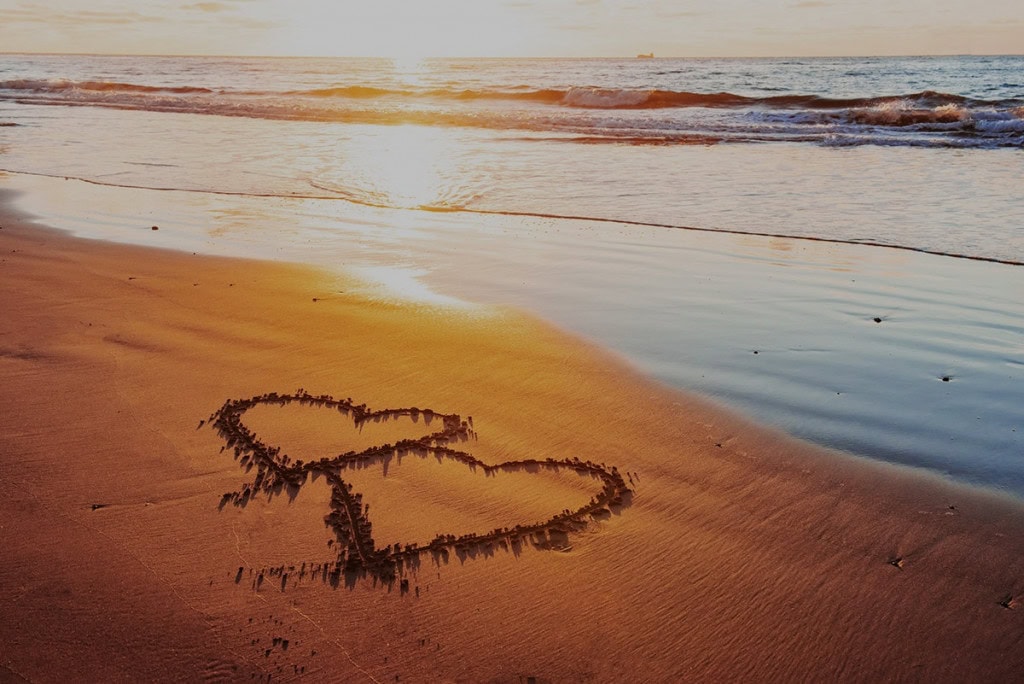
[1,54,1022,495]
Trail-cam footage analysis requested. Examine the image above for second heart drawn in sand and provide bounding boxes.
[208,390,633,588]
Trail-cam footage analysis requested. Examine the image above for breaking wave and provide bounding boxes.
[2,78,1021,148]
[0,78,213,95]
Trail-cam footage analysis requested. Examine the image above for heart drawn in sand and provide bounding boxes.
[208,390,632,586]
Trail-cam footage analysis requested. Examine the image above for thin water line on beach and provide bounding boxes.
[5,167,1024,268]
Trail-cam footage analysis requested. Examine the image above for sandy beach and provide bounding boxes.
[2,193,1023,682]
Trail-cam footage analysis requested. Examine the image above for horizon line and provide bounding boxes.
[3,50,1023,60]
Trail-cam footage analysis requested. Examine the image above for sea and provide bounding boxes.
[1,53,1022,496]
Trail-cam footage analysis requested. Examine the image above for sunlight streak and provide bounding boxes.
[348,125,452,210]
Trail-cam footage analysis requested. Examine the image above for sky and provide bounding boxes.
[1,0,1022,58]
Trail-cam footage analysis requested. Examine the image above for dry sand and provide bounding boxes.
[1,196,1022,682]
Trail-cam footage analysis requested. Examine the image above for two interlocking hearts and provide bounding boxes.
[209,391,632,585]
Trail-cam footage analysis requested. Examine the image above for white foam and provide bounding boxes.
[562,87,651,108]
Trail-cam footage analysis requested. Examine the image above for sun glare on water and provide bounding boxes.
[351,124,453,210]
[390,56,429,86]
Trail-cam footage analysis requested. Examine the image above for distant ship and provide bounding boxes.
[636,53,654,59]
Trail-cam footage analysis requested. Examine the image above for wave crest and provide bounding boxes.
[850,101,971,127]
[0,78,212,95]
[3,78,1019,111]
[562,87,652,108]
[2,77,1022,148]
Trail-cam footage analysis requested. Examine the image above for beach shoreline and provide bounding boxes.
[6,169,1022,497]
[1,193,1022,681]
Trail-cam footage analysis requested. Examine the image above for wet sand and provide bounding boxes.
[9,171,1022,495]
[1,196,1023,681]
